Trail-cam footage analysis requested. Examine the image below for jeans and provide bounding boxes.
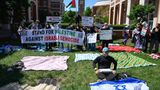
[149,39,159,53]
[58,42,64,49]
[88,43,96,51]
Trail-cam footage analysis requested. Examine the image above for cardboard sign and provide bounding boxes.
[82,16,93,27]
[87,33,97,43]
[141,29,147,36]
[100,30,112,40]
[46,16,62,23]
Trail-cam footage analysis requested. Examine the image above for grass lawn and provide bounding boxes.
[0,39,160,90]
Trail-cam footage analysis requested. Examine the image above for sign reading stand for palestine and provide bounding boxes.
[20,29,84,45]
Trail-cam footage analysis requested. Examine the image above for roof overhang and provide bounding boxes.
[93,1,110,7]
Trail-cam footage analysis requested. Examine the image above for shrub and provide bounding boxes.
[112,24,127,29]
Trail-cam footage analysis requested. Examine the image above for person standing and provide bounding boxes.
[122,26,130,45]
[100,23,113,48]
[149,23,160,53]
[88,25,97,51]
[75,14,81,26]
[34,20,43,51]
[45,23,52,50]
[76,26,84,51]
[93,47,117,80]
[141,22,151,52]
[132,23,143,49]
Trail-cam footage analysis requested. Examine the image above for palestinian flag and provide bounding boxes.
[66,0,76,8]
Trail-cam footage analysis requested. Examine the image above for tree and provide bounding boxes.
[83,7,92,16]
[11,0,30,23]
[101,16,109,23]
[0,0,29,24]
[62,10,76,24]
[0,0,12,23]
[94,16,108,24]
[128,4,154,27]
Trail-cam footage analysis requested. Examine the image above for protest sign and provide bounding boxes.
[87,33,97,43]
[46,16,62,23]
[100,30,112,40]
[141,28,147,36]
[20,29,84,45]
[82,16,93,27]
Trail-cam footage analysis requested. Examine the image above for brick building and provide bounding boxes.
[92,0,110,17]
[28,0,64,22]
[109,0,160,28]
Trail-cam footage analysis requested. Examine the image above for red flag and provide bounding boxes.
[66,0,76,8]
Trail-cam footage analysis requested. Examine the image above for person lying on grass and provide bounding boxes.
[93,47,117,81]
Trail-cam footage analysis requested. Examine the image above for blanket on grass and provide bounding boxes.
[149,53,160,60]
[74,53,156,68]
[89,77,149,90]
[96,46,141,52]
[21,56,69,71]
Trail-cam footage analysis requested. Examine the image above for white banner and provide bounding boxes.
[20,29,84,45]
[46,16,62,23]
[87,33,97,43]
[100,30,112,40]
[82,16,93,27]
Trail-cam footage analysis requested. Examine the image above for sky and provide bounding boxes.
[64,0,96,11]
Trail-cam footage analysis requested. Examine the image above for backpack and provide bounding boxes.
[7,61,25,72]
[115,72,131,80]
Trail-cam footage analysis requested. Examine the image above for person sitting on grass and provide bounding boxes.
[93,47,117,81]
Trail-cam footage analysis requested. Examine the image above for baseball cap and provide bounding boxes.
[102,47,109,52]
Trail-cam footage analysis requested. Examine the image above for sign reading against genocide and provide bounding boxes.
[100,30,112,40]
[20,29,84,45]
[46,16,62,23]
[82,16,93,27]
[87,33,97,43]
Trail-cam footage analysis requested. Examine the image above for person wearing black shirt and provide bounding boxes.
[100,23,113,48]
[149,23,160,53]
[93,47,117,80]
[75,14,81,26]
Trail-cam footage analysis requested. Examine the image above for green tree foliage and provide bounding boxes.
[128,4,154,28]
[83,7,92,16]
[11,0,30,23]
[0,0,29,24]
[94,16,109,24]
[62,10,76,24]
[101,16,109,23]
[0,0,12,23]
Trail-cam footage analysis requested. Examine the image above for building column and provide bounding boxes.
[157,0,160,23]
[139,0,145,5]
[28,0,32,22]
[153,0,160,27]
[36,0,39,20]
[28,7,31,22]
[109,7,111,24]
[126,0,131,25]
[118,3,122,24]
[113,6,116,24]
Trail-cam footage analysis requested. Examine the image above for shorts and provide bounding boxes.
[97,72,115,80]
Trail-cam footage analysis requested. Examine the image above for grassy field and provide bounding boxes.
[0,40,160,90]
